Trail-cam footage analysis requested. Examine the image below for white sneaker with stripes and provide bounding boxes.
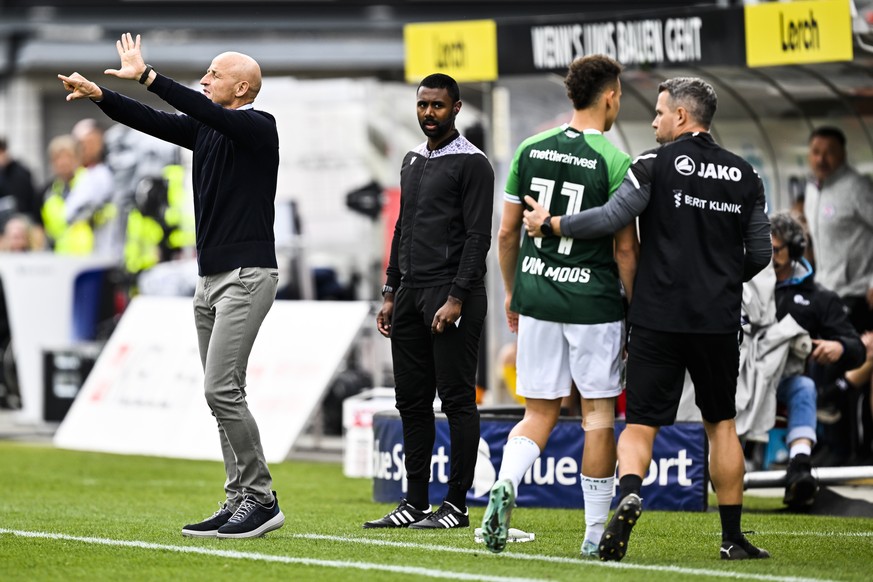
[408,501,469,529]
[363,499,432,529]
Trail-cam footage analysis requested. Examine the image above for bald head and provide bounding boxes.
[201,51,263,108]
[215,52,262,97]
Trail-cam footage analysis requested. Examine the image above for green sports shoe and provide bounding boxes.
[581,539,599,558]
[481,479,515,554]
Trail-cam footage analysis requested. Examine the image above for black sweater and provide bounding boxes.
[386,131,493,301]
[95,73,278,275]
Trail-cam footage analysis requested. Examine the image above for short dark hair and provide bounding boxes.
[658,77,718,129]
[565,55,622,110]
[418,73,460,103]
[0,137,7,151]
[809,126,846,148]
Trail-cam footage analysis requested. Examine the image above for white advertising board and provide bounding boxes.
[54,296,371,462]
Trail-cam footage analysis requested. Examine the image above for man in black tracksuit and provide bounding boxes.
[60,33,284,539]
[364,73,493,530]
[524,77,772,561]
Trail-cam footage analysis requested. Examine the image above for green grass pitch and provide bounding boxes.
[0,441,868,581]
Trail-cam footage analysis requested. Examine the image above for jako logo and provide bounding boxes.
[674,155,695,175]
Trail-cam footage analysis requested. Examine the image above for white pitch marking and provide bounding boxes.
[0,528,546,582]
[292,533,837,582]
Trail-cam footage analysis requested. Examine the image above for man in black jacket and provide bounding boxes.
[770,211,865,508]
[524,77,771,561]
[59,33,284,539]
[364,73,493,530]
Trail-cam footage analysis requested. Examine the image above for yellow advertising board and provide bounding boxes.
[745,0,852,67]
[404,20,498,83]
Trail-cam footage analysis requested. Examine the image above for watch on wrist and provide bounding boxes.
[381,284,395,297]
[138,64,154,84]
[540,215,554,237]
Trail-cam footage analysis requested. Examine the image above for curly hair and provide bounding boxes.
[769,210,807,259]
[565,55,622,111]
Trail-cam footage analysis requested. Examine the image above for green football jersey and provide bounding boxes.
[506,125,631,324]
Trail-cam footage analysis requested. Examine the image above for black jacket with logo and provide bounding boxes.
[385,131,494,301]
[629,132,770,333]
[776,259,865,372]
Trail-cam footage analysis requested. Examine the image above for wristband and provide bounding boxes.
[138,65,154,84]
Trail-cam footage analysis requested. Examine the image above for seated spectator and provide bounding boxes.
[770,212,865,507]
[0,213,43,409]
[820,331,873,465]
[0,213,44,252]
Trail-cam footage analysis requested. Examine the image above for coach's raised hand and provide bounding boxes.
[104,32,147,81]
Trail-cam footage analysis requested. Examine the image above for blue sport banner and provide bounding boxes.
[372,411,708,511]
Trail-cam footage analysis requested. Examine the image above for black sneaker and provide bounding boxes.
[181,503,234,538]
[599,493,642,562]
[363,499,431,529]
[408,501,469,529]
[783,453,819,509]
[720,533,771,560]
[216,492,285,539]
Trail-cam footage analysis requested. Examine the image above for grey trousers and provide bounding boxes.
[193,267,279,507]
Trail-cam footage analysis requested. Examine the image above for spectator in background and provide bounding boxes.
[0,213,42,410]
[41,134,86,253]
[769,211,865,507]
[0,137,40,227]
[0,214,43,252]
[843,333,873,462]
[66,119,121,260]
[803,127,873,334]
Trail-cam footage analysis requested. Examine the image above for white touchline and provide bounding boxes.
[0,528,544,582]
[292,534,838,582]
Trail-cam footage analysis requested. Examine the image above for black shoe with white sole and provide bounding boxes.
[216,492,285,539]
[363,499,432,529]
[181,503,234,538]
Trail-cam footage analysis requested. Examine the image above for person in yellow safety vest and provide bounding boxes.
[123,164,195,274]
[41,135,93,255]
[162,164,195,252]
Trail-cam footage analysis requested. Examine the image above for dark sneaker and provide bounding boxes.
[783,453,819,509]
[363,499,431,529]
[599,493,642,562]
[216,492,285,539]
[181,502,234,538]
[720,534,771,560]
[408,501,469,529]
[480,478,515,553]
